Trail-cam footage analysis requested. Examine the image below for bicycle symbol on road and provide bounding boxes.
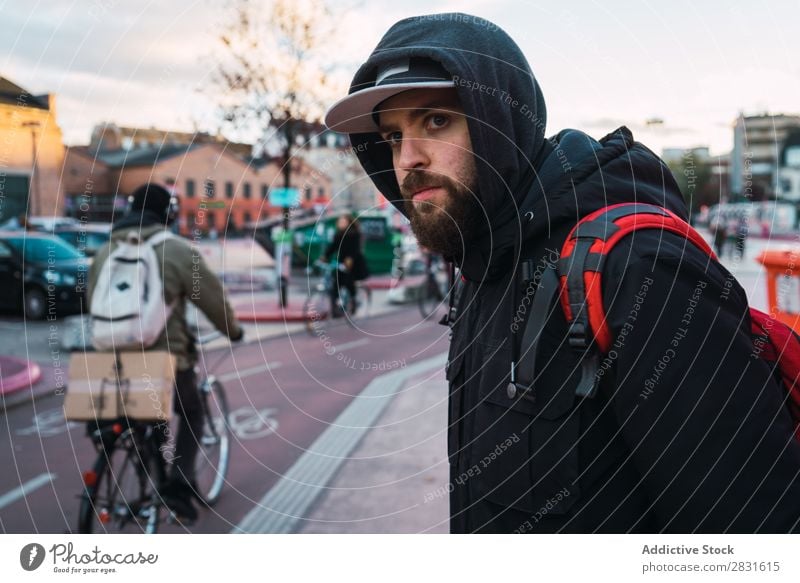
[227,407,279,440]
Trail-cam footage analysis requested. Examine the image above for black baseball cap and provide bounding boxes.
[325,57,454,134]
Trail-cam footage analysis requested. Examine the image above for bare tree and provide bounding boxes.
[212,0,336,177]
[209,0,338,305]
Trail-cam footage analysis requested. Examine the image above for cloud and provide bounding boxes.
[2,0,797,156]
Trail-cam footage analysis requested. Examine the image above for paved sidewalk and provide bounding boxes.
[298,366,450,534]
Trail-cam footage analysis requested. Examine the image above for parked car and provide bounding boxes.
[0,215,80,232]
[0,231,88,320]
[53,223,111,257]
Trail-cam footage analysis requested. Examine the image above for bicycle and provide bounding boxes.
[417,253,451,321]
[304,260,372,335]
[76,332,232,533]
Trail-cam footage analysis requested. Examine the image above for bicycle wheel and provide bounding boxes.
[418,273,446,320]
[303,289,330,335]
[78,432,161,534]
[194,379,231,506]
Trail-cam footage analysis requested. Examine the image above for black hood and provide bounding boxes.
[348,14,686,281]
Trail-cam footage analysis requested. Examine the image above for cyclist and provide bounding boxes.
[321,214,368,315]
[87,183,244,522]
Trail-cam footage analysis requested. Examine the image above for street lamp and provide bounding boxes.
[21,121,41,217]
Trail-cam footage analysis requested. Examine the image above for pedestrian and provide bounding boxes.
[711,218,727,258]
[88,183,244,522]
[735,214,749,259]
[325,13,800,532]
[321,214,368,315]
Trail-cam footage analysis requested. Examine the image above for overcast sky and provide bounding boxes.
[2,0,798,156]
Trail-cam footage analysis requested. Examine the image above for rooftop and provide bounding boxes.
[0,76,49,110]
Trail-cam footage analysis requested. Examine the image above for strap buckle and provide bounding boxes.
[567,320,589,349]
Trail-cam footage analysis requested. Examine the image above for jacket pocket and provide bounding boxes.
[470,339,581,517]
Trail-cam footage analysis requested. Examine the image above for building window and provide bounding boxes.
[318,186,325,199]
[204,179,215,198]
[225,181,234,199]
[207,212,216,229]
[787,146,800,167]
[304,187,311,202]
[243,183,252,199]
[243,211,251,224]
[186,179,196,198]
[261,185,269,199]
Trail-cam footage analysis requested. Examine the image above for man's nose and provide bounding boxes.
[397,136,430,171]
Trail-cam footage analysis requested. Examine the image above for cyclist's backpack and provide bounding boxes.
[514,203,800,440]
[91,230,174,351]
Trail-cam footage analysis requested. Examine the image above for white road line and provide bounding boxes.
[0,473,56,510]
[330,338,370,353]
[232,352,447,534]
[218,362,282,382]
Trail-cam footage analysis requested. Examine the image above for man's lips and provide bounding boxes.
[411,186,442,202]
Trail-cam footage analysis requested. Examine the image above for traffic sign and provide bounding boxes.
[269,187,300,208]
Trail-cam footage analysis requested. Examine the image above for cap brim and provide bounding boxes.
[324,81,455,134]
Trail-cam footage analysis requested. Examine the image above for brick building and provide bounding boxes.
[62,124,332,236]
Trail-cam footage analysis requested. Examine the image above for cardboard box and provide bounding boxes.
[65,351,176,421]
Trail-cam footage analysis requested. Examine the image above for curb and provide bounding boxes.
[232,352,448,534]
[0,370,53,413]
[0,356,42,396]
[235,304,321,323]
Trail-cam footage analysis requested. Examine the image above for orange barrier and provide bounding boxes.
[756,249,800,333]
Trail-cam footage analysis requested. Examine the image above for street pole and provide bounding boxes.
[22,121,41,217]
[280,204,289,308]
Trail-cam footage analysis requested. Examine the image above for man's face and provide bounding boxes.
[377,88,482,258]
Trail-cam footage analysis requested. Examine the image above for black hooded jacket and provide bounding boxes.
[349,14,800,533]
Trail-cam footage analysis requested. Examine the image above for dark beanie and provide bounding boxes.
[130,183,171,217]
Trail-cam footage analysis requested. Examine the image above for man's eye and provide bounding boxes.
[427,114,449,129]
[383,132,402,147]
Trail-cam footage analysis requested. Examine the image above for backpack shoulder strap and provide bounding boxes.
[144,230,174,248]
[509,262,560,404]
[556,202,715,397]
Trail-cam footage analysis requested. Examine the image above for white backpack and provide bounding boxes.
[91,230,175,350]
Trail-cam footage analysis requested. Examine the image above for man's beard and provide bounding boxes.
[401,169,483,259]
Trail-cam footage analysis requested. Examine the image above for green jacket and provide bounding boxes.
[88,224,243,370]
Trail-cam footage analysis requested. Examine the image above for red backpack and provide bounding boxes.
[513,202,800,440]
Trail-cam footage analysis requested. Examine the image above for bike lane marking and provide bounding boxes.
[215,339,367,383]
[15,408,80,438]
[231,351,447,534]
[217,361,282,382]
[0,472,56,510]
[329,338,370,353]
